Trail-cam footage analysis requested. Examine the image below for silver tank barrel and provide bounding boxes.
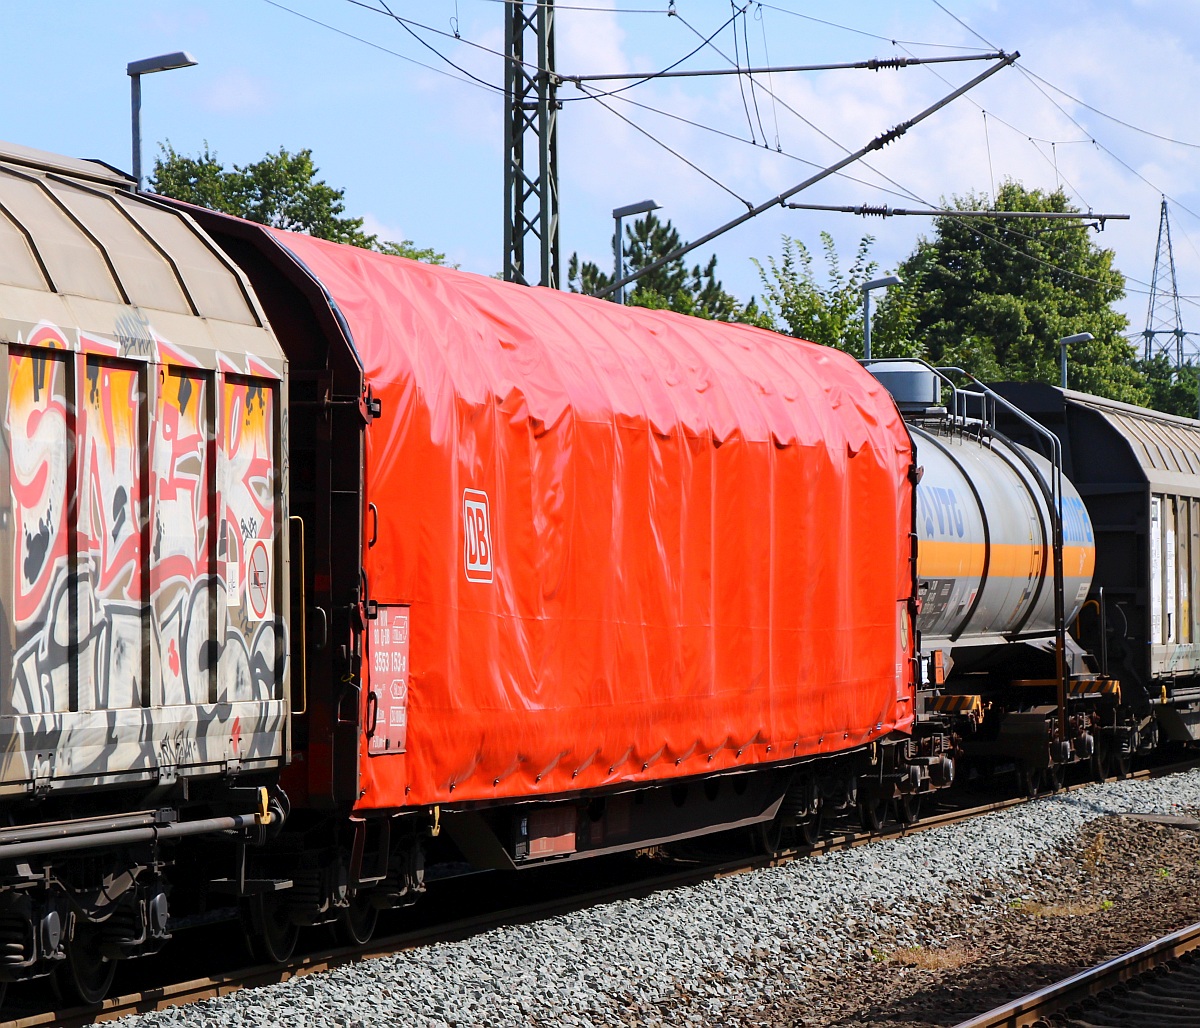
[911,424,1094,646]
[867,360,1095,648]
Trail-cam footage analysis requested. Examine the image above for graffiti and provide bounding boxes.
[2,321,286,789]
[10,348,69,635]
[114,310,156,361]
[159,727,200,769]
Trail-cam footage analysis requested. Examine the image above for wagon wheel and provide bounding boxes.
[893,792,922,826]
[755,815,788,857]
[54,915,116,1007]
[796,807,823,848]
[1046,762,1065,793]
[244,893,299,965]
[335,890,379,947]
[1089,739,1112,782]
[1016,763,1042,799]
[857,794,888,834]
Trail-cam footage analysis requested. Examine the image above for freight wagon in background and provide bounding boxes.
[0,143,289,1003]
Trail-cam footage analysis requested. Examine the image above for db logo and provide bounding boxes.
[463,489,493,583]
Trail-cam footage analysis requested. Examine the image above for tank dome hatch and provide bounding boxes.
[865,360,942,413]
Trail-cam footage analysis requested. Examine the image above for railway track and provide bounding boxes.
[6,760,1197,1028]
[955,919,1200,1027]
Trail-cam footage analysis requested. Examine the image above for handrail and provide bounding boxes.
[289,515,307,716]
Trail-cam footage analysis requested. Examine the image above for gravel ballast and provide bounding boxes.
[112,769,1200,1028]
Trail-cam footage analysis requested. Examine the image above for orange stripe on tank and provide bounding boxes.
[918,540,1095,580]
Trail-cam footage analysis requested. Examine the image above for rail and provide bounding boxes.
[953,918,1200,1028]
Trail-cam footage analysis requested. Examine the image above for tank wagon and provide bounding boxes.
[869,361,1200,795]
[0,144,288,1002]
[994,382,1200,762]
[176,209,950,960]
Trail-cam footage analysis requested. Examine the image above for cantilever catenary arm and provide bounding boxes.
[592,51,1019,301]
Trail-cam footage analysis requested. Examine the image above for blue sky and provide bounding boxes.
[5,1,1200,345]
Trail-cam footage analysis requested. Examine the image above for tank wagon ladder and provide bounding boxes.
[940,366,1071,749]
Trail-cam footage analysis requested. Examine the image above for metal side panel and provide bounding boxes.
[0,700,286,796]
[0,338,290,796]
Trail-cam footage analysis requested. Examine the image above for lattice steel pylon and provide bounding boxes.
[502,0,560,288]
[1142,198,1190,364]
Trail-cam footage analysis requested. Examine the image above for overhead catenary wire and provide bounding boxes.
[272,0,1003,230]
[924,1,1200,312]
[373,0,505,92]
[891,38,1095,211]
[581,87,752,208]
[742,5,770,146]
[284,0,1010,221]
[593,52,1018,299]
[349,0,755,105]
[578,13,1145,301]
[982,111,995,200]
[729,1,758,144]
[465,0,669,12]
[754,3,783,151]
[756,1,994,51]
[563,9,746,103]
[1019,67,1200,151]
[585,49,1176,303]
[582,4,1189,307]
[261,0,504,92]
[266,0,1198,310]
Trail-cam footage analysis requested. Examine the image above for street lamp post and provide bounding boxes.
[611,199,660,304]
[1058,332,1093,389]
[861,275,901,361]
[128,51,198,190]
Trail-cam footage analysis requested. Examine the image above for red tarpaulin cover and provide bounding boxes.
[269,230,916,811]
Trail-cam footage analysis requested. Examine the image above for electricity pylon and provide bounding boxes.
[1142,199,1194,365]
[502,0,559,288]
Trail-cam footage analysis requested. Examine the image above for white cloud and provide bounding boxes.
[198,69,273,116]
[361,212,409,243]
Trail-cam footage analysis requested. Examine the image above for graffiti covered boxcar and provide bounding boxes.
[0,141,288,1002]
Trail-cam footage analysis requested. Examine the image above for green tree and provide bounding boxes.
[565,253,613,299]
[752,232,916,356]
[567,213,771,325]
[1138,355,1200,417]
[150,143,449,263]
[874,181,1143,403]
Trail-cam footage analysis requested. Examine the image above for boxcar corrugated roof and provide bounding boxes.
[0,140,282,371]
[1064,387,1200,489]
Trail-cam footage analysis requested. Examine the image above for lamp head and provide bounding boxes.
[612,199,661,220]
[127,52,198,77]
